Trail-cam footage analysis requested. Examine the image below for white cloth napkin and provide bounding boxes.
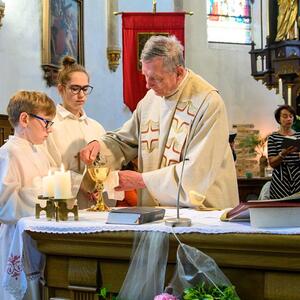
[103,171,124,201]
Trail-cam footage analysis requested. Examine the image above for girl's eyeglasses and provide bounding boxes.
[66,85,93,95]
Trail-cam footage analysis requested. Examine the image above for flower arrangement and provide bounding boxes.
[98,241,240,300]
[153,283,239,300]
[154,292,179,300]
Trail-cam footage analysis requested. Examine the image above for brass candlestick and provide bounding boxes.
[87,166,110,211]
[36,196,78,221]
[35,197,55,220]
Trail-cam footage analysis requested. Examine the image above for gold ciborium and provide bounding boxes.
[88,164,110,211]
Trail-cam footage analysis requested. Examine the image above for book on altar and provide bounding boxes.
[106,207,166,225]
[281,136,300,150]
[220,193,300,228]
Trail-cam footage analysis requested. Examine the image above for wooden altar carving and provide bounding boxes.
[27,230,300,300]
[249,1,300,114]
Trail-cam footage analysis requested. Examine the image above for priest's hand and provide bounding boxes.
[80,140,100,165]
[115,170,146,191]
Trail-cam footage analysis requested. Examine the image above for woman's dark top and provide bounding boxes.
[268,132,300,199]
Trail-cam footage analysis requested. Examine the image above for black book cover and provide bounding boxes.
[106,207,166,225]
[281,137,300,150]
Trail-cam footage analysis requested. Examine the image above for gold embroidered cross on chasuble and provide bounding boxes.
[161,99,198,167]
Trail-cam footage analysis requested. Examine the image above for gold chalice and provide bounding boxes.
[87,166,110,211]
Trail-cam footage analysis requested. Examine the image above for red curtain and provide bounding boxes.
[122,12,185,112]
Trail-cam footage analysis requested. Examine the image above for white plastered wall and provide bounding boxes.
[0,0,282,135]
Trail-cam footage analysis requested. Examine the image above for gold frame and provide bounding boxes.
[137,32,169,71]
[41,0,84,86]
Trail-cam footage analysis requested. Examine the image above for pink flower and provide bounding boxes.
[154,293,179,300]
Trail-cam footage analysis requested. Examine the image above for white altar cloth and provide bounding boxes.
[5,208,300,300]
[17,208,300,235]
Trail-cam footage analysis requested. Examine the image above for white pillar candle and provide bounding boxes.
[54,165,72,199]
[288,86,292,106]
[42,170,55,197]
[278,78,282,97]
[294,19,299,39]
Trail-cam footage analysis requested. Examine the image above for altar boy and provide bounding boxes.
[0,91,56,300]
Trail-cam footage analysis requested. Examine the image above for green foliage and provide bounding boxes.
[100,287,107,298]
[98,287,118,300]
[239,133,268,156]
[183,282,240,300]
[292,115,300,132]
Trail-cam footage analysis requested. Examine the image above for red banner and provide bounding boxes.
[122,12,185,112]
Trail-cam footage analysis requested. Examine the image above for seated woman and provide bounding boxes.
[268,105,300,199]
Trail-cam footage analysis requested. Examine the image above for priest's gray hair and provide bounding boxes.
[140,35,185,72]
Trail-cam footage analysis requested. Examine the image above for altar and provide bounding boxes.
[11,209,300,300]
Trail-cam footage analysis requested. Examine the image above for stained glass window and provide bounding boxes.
[207,0,252,44]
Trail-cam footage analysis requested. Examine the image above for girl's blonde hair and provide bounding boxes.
[57,55,89,85]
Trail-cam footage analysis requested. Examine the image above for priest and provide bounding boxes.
[80,35,239,209]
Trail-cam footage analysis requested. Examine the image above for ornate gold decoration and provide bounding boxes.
[88,166,110,211]
[0,0,5,28]
[275,0,298,41]
[107,47,121,72]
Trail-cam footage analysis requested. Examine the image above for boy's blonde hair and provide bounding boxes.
[7,90,56,127]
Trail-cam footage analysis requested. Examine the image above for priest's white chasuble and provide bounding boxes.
[101,70,239,209]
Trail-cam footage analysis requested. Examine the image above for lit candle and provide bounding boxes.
[54,164,72,199]
[278,78,282,97]
[288,86,292,106]
[42,170,55,198]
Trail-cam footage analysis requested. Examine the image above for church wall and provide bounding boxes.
[0,1,58,110]
[183,0,282,137]
[0,0,282,136]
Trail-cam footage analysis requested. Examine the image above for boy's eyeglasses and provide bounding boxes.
[29,114,54,129]
[66,85,93,95]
